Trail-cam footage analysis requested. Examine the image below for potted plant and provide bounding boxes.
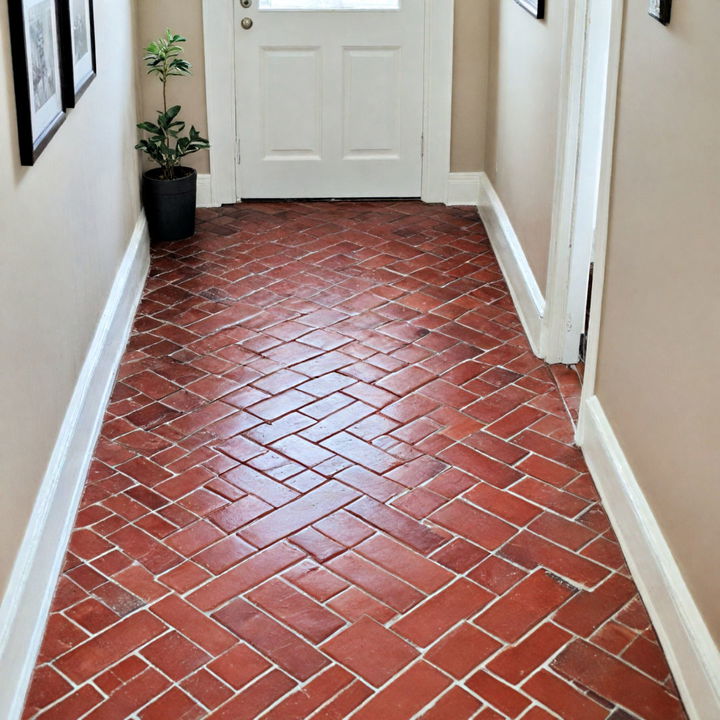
[136,30,209,243]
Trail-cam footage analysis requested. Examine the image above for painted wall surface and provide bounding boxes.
[0,3,141,596]
[452,0,489,172]
[137,0,487,177]
[595,0,720,642]
[137,0,210,174]
[485,0,567,294]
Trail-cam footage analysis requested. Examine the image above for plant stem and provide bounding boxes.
[163,54,171,179]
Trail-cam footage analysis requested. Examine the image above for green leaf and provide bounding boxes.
[137,121,160,133]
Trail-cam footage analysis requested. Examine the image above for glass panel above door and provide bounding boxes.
[259,0,400,10]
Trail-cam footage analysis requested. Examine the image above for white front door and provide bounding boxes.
[234,0,425,199]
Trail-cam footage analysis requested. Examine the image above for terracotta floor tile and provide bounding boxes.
[350,661,451,719]
[247,577,345,642]
[321,615,418,687]
[262,665,354,720]
[475,569,576,643]
[213,598,329,680]
[325,551,424,612]
[207,644,270,690]
[140,630,210,681]
[240,480,359,547]
[354,533,453,593]
[22,202,686,720]
[424,622,501,678]
[552,640,687,719]
[419,686,482,719]
[466,669,532,717]
[522,669,608,720]
[487,622,571,684]
[392,578,493,647]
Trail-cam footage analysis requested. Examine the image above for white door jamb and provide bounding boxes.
[421,0,454,203]
[576,0,624,438]
[202,0,237,206]
[541,0,590,363]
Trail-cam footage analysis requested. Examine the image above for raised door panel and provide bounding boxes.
[261,47,322,159]
[342,47,400,159]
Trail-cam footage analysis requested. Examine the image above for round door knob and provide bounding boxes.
[241,0,252,6]
[241,16,253,30]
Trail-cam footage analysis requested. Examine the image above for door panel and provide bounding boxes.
[262,48,322,159]
[343,47,400,158]
[236,2,424,198]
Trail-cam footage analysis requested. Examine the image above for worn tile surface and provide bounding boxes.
[22,201,686,719]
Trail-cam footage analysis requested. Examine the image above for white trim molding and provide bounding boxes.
[576,0,625,438]
[445,172,482,206]
[543,0,624,365]
[0,214,150,720]
[202,0,237,206]
[541,0,586,363]
[196,173,214,208]
[477,172,545,355]
[581,397,720,720]
[421,0,454,203]
[202,0,453,204]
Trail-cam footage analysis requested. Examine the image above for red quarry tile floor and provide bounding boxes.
[548,364,584,426]
[22,201,687,719]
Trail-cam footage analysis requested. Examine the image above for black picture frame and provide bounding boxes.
[7,0,67,166]
[514,0,545,19]
[648,0,671,25]
[58,0,96,107]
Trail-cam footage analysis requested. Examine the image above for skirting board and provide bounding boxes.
[0,213,150,719]
[446,172,482,206]
[197,173,214,208]
[581,396,720,720]
[477,172,545,355]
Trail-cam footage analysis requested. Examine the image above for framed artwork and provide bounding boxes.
[58,0,96,106]
[8,0,66,165]
[648,0,671,25]
[513,0,545,19]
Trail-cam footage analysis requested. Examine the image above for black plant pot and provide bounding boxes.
[142,167,197,243]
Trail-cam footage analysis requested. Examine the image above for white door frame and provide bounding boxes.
[541,0,623,366]
[201,0,454,205]
[575,0,624,440]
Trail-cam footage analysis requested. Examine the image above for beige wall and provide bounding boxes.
[0,3,141,595]
[485,0,567,294]
[136,0,488,178]
[451,0,489,172]
[595,0,720,643]
[137,0,210,174]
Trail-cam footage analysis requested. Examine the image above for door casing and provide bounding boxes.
[201,0,454,205]
[542,0,621,374]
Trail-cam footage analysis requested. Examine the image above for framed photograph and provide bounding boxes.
[513,0,545,19]
[58,0,96,106]
[8,0,66,165]
[648,0,671,25]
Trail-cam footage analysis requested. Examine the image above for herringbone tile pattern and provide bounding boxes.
[22,201,686,719]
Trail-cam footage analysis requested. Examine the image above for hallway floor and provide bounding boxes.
[23,202,687,719]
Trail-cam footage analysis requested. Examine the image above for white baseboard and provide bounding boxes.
[197,173,214,208]
[477,172,545,355]
[446,172,482,206]
[581,396,720,720]
[0,213,150,720]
